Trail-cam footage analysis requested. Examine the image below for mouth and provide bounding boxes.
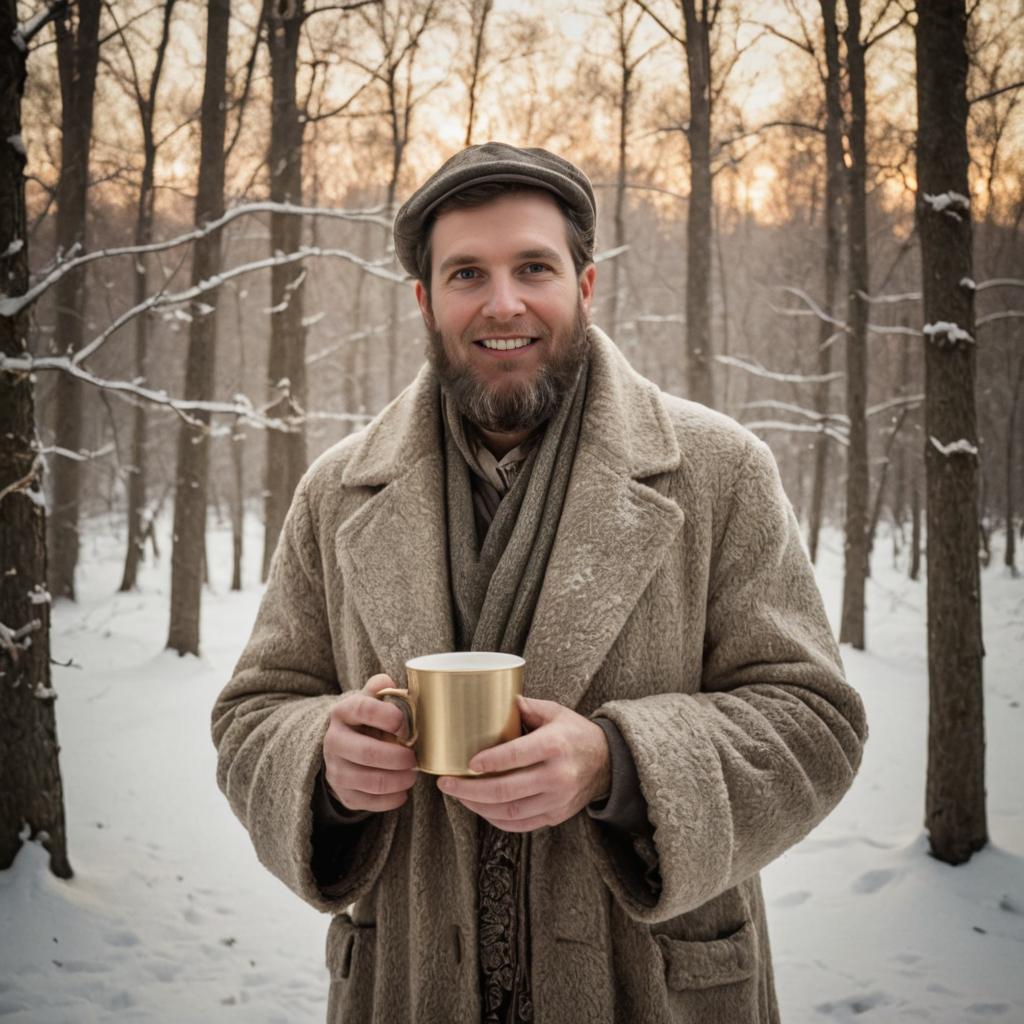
[473,336,540,355]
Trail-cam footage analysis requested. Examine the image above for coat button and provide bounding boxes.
[450,924,462,965]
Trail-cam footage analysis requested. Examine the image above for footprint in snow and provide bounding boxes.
[852,869,896,894]
[775,890,811,908]
[814,990,891,1016]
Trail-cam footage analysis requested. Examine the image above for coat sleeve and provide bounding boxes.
[211,474,396,914]
[584,436,867,924]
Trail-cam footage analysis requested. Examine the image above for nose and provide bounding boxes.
[481,272,527,321]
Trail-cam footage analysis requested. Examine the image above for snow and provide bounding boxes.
[930,436,980,457]
[924,321,975,347]
[923,191,971,214]
[1,516,1022,1023]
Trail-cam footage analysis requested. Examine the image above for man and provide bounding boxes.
[212,142,867,1024]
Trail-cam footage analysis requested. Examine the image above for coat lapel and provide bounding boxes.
[334,365,456,683]
[523,328,686,709]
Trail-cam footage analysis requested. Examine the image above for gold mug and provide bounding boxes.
[374,652,524,776]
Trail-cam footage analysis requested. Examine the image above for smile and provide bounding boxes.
[475,337,537,351]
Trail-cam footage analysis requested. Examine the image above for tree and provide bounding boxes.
[838,0,869,649]
[111,0,179,592]
[47,0,101,601]
[460,0,494,146]
[1,0,72,880]
[634,0,721,409]
[915,0,987,865]
[167,0,230,656]
[807,0,844,566]
[261,0,310,581]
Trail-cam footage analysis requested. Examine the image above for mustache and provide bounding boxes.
[463,321,548,342]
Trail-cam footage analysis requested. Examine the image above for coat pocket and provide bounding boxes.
[656,921,760,1022]
[326,913,376,1022]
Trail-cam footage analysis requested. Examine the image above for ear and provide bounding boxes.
[414,280,435,331]
[578,264,596,317]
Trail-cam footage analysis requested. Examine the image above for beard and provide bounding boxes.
[425,299,591,434]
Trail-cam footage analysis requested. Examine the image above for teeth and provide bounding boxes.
[480,337,533,351]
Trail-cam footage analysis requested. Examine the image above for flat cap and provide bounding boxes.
[393,141,596,278]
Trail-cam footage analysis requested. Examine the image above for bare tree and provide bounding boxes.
[634,0,722,409]
[47,0,102,601]
[606,0,658,340]
[106,0,179,592]
[352,0,439,399]
[838,0,869,648]
[167,0,231,656]
[460,0,493,146]
[807,0,844,565]
[261,0,310,581]
[1,0,72,880]
[916,0,986,865]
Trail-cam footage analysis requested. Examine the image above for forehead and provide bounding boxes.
[428,191,571,265]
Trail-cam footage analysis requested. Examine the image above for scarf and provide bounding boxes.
[441,354,590,1024]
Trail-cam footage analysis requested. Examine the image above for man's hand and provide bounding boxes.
[436,695,611,833]
[322,674,417,813]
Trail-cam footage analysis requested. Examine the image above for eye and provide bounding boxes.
[523,263,550,274]
[452,268,478,281]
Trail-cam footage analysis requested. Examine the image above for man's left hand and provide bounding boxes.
[437,695,611,833]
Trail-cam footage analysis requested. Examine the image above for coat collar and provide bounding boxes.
[335,327,685,708]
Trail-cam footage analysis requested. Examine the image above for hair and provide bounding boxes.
[413,182,594,294]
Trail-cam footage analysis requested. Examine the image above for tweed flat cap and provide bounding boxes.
[393,142,596,278]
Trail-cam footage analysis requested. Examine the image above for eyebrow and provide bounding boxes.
[437,247,566,276]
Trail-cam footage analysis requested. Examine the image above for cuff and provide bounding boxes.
[585,717,654,835]
[312,765,373,827]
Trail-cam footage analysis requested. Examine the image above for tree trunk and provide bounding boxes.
[231,416,244,591]
[808,0,843,565]
[167,0,230,655]
[915,0,987,865]
[0,0,72,879]
[47,0,102,602]
[839,0,869,649]
[681,0,714,409]
[463,0,493,146]
[1004,355,1022,574]
[121,0,177,592]
[261,0,308,581]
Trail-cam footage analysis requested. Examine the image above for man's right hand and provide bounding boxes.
[322,674,417,813]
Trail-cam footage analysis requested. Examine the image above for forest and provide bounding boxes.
[0,1,1022,1020]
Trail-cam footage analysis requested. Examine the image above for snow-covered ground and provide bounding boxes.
[1,513,1022,1023]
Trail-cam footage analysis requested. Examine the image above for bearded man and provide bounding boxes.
[212,143,867,1024]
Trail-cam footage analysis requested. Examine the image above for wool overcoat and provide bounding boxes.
[212,327,867,1024]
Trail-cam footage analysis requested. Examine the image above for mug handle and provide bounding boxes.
[373,687,418,747]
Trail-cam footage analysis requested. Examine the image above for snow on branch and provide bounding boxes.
[594,244,630,264]
[977,310,1024,327]
[0,201,392,318]
[37,443,116,463]
[0,354,291,432]
[857,289,922,304]
[741,399,850,426]
[50,246,405,369]
[924,321,975,347]
[770,286,848,329]
[742,420,850,447]
[866,393,924,418]
[715,354,844,385]
[15,1,68,48]
[922,191,970,217]
[306,310,422,367]
[0,618,41,661]
[975,278,1024,291]
[929,436,978,457]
